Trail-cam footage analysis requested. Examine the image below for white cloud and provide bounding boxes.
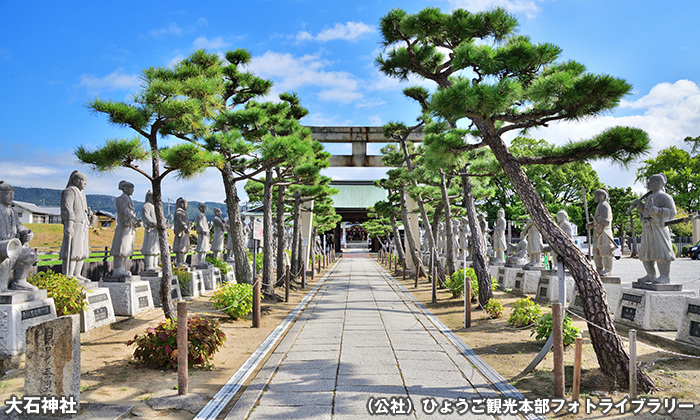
[192,36,229,50]
[295,22,374,42]
[78,70,140,92]
[148,18,209,38]
[443,0,543,18]
[167,54,186,68]
[250,51,363,104]
[149,23,185,37]
[524,79,700,192]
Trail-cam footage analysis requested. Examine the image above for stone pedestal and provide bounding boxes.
[0,290,57,357]
[570,282,623,316]
[180,269,205,299]
[80,287,116,333]
[495,267,521,290]
[25,314,81,410]
[223,270,236,284]
[632,282,683,292]
[98,277,154,317]
[201,267,222,291]
[615,288,697,331]
[512,270,540,295]
[676,297,700,346]
[142,272,182,307]
[534,274,574,304]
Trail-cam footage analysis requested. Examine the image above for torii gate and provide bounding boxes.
[303,126,424,270]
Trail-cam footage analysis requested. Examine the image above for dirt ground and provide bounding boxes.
[0,268,329,419]
[385,260,700,419]
[2,255,699,419]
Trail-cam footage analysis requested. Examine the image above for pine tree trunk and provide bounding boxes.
[262,168,275,296]
[275,184,286,287]
[430,202,447,287]
[485,132,654,392]
[219,163,252,284]
[149,139,174,319]
[399,186,426,276]
[291,191,302,278]
[460,173,492,306]
[439,170,456,276]
[389,213,406,266]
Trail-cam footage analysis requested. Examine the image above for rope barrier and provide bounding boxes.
[192,260,323,315]
[565,308,700,360]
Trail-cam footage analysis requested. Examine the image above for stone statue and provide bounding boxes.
[60,170,91,283]
[194,203,210,266]
[477,212,491,256]
[492,208,507,262]
[459,217,471,259]
[224,217,235,262]
[522,219,543,268]
[110,180,141,278]
[630,174,677,284]
[0,181,38,292]
[553,209,574,267]
[173,197,190,266]
[557,210,574,239]
[587,189,617,276]
[211,208,226,260]
[506,237,529,267]
[140,190,160,272]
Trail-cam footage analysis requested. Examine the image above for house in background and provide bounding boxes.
[11,201,61,224]
[95,210,116,227]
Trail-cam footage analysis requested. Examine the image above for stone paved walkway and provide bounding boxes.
[224,251,531,419]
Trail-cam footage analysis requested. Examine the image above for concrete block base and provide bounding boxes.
[615,288,697,331]
[0,295,57,357]
[98,278,154,317]
[80,287,116,333]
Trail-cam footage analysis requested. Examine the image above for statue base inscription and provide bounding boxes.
[25,314,80,410]
[534,273,574,305]
[145,275,182,307]
[180,269,205,299]
[615,288,697,331]
[676,297,700,347]
[0,293,57,357]
[201,267,222,291]
[80,287,116,333]
[98,277,154,317]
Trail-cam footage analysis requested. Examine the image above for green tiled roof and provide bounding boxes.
[330,183,387,208]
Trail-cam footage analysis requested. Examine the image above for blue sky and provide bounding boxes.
[2,0,699,204]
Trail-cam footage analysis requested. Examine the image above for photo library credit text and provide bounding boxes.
[366,396,695,416]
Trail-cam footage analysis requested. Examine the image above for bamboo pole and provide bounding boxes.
[573,337,583,401]
[630,330,637,398]
[552,303,565,397]
[177,301,188,395]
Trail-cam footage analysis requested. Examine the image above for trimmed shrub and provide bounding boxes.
[210,283,258,320]
[206,256,231,276]
[247,250,263,273]
[508,296,543,327]
[172,266,191,291]
[126,316,226,370]
[27,270,86,316]
[484,298,504,318]
[530,313,581,347]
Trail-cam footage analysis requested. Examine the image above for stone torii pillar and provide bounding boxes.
[404,194,420,271]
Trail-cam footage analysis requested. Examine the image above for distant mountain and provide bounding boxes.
[13,186,227,221]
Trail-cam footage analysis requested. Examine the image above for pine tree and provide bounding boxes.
[377,7,653,391]
[76,50,223,319]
